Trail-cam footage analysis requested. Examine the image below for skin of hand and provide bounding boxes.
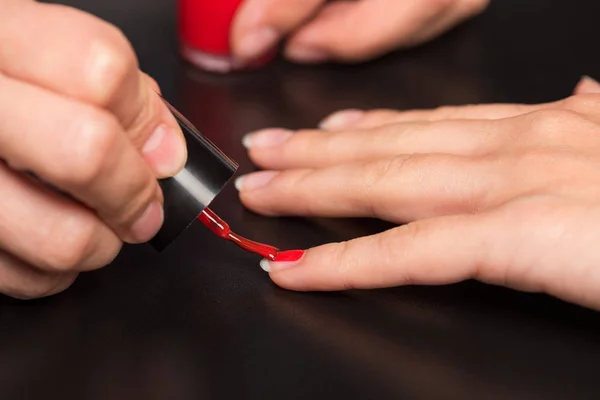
[231,0,490,64]
[0,0,187,299]
[236,76,600,311]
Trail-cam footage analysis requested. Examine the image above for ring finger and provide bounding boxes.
[237,153,507,222]
[244,118,506,170]
[318,103,552,131]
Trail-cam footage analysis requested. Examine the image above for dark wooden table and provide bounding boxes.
[2,1,600,398]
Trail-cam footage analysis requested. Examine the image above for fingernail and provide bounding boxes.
[581,75,599,83]
[143,124,187,177]
[286,45,329,63]
[319,109,365,130]
[242,128,293,149]
[234,175,245,191]
[234,170,279,191]
[579,75,600,93]
[260,250,305,272]
[131,201,164,242]
[238,27,279,61]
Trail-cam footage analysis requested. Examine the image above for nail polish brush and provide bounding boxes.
[150,100,303,263]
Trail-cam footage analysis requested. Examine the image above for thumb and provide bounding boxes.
[231,0,325,62]
[261,213,492,291]
[284,0,465,63]
[573,75,600,95]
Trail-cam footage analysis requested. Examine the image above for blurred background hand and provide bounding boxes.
[232,0,490,64]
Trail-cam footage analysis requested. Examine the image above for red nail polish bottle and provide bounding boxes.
[177,0,274,73]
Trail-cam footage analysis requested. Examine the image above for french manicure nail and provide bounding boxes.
[286,45,329,63]
[260,250,305,272]
[143,124,187,177]
[319,109,365,130]
[242,128,293,149]
[234,170,278,191]
[579,75,600,93]
[581,75,599,83]
[130,201,164,242]
[238,27,279,61]
[234,175,245,191]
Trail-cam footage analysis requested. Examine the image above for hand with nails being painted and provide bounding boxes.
[237,76,600,311]
[0,0,187,299]
[232,0,490,64]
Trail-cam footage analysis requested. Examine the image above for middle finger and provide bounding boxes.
[244,118,505,170]
[237,153,503,221]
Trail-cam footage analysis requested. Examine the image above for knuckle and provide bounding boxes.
[385,223,421,286]
[361,155,420,217]
[87,25,137,105]
[395,222,420,258]
[332,241,356,290]
[367,154,436,185]
[38,218,97,272]
[53,111,120,187]
[364,155,415,192]
[367,156,407,184]
[562,94,600,114]
[527,109,581,138]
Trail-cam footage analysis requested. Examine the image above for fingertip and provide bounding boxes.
[129,200,164,243]
[259,258,271,272]
[235,26,279,62]
[259,250,305,273]
[146,98,188,178]
[230,0,279,62]
[319,109,365,130]
[284,1,367,63]
[265,243,347,291]
[573,75,600,95]
[142,122,187,178]
[234,170,279,192]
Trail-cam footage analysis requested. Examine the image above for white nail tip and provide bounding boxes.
[242,134,253,149]
[234,176,244,191]
[319,114,344,129]
[259,259,271,272]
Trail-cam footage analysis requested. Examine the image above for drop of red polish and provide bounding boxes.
[197,208,303,261]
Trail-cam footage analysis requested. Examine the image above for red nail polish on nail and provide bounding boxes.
[273,250,304,262]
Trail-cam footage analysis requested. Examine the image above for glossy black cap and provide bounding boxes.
[149,100,238,251]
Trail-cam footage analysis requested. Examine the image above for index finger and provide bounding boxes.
[262,213,485,291]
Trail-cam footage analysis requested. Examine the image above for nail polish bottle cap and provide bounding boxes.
[149,101,238,251]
